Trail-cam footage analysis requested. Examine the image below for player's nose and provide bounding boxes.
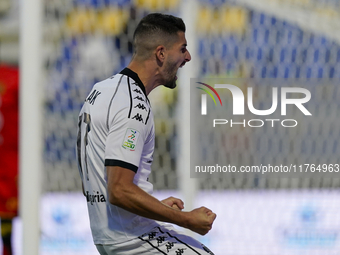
[185,50,191,62]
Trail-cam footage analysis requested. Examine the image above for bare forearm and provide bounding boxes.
[106,166,216,235]
[109,183,189,228]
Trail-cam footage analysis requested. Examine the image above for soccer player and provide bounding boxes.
[77,13,216,254]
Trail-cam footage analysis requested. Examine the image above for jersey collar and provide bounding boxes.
[120,68,147,98]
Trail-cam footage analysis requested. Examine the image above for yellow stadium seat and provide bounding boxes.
[134,0,179,11]
[197,7,214,34]
[98,8,129,35]
[66,8,97,34]
[197,5,248,35]
[219,7,247,34]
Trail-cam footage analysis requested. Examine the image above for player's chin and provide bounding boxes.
[163,79,177,89]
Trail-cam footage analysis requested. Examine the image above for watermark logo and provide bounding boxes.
[199,83,311,116]
[196,82,222,115]
[196,82,312,128]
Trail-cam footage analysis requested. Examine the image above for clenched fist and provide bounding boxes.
[186,207,216,235]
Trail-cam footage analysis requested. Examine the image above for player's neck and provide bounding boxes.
[127,60,164,96]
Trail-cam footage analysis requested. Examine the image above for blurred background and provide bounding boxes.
[1,0,340,254]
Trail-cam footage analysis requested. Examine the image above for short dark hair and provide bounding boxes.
[133,13,186,60]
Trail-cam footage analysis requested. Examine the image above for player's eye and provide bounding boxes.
[181,48,187,53]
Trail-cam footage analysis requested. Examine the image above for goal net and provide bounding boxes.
[43,0,182,192]
[42,0,340,192]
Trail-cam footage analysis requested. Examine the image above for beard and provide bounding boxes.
[163,59,178,89]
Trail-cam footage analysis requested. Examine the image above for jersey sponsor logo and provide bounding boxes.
[176,248,186,254]
[148,232,157,240]
[86,191,106,205]
[157,236,166,245]
[134,96,145,102]
[134,103,147,111]
[86,89,101,105]
[133,88,142,94]
[122,128,140,151]
[132,113,144,123]
[166,242,175,252]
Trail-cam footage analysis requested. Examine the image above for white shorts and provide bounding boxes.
[95,225,214,255]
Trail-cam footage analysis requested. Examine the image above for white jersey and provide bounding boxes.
[76,68,160,245]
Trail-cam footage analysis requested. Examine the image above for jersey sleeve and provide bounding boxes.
[104,99,151,173]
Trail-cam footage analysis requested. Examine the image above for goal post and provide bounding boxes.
[19,0,43,253]
[177,0,199,228]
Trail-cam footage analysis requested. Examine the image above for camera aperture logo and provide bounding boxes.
[196,82,222,115]
[196,82,312,128]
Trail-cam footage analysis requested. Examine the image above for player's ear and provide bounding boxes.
[155,45,166,64]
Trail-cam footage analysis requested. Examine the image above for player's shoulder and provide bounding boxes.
[93,74,122,91]
[85,73,129,104]
[82,76,118,107]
